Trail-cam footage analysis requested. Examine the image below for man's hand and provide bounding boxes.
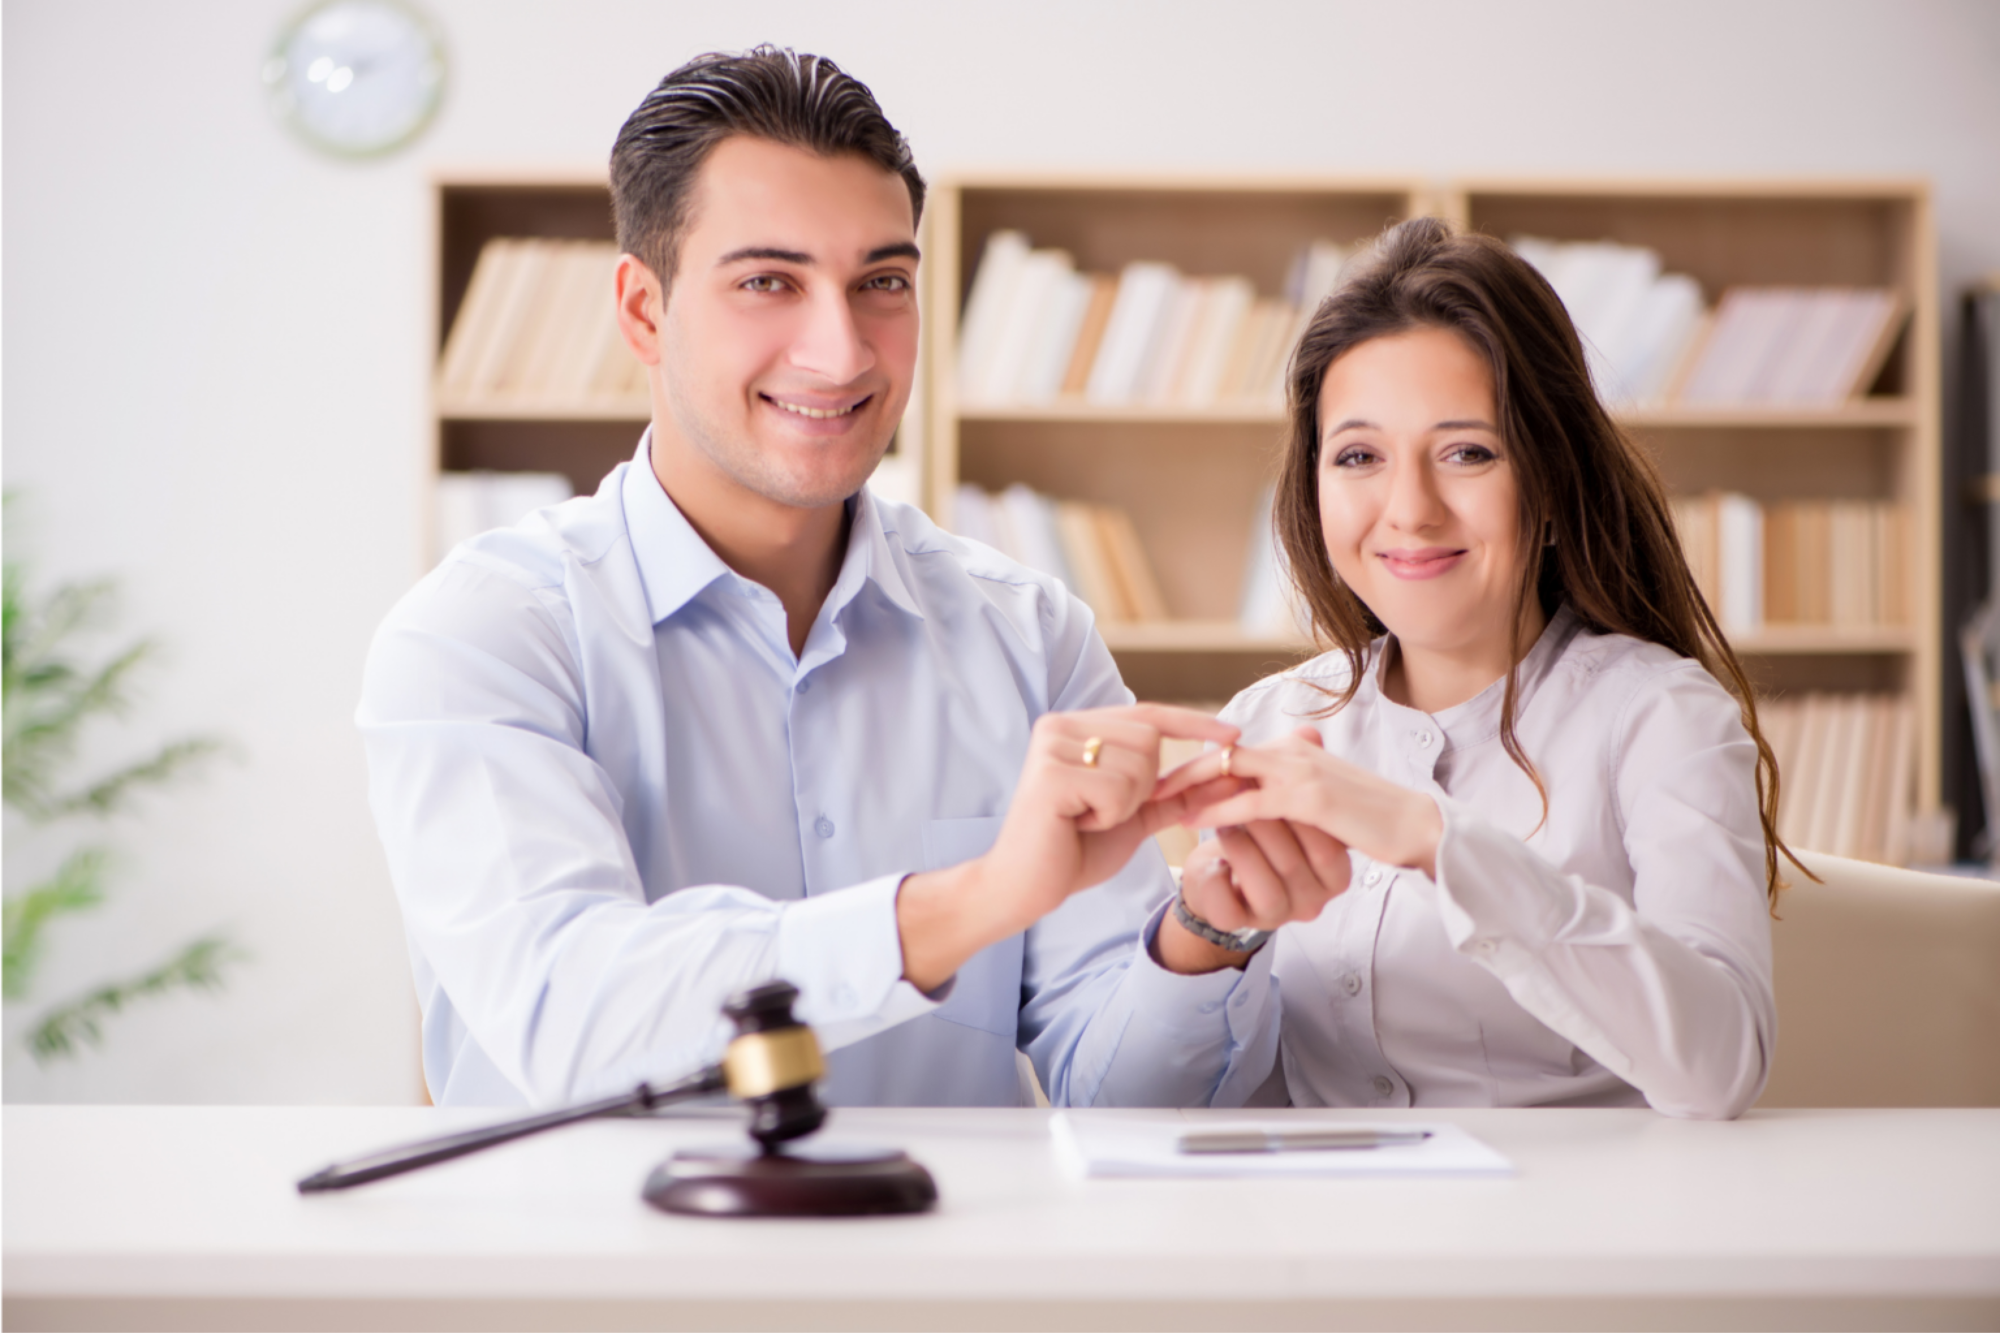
[896,704,1237,992]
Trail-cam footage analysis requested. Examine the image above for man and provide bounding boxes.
[359,47,1340,1109]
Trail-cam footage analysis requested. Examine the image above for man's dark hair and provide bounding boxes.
[610,46,926,289]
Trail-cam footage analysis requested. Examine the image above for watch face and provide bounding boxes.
[264,0,445,158]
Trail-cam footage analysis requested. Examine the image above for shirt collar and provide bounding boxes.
[620,429,925,627]
[1365,602,1583,744]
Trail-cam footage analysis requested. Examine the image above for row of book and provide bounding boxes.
[436,239,646,402]
[1670,493,1909,633]
[1762,692,1915,865]
[1512,236,1906,408]
[952,484,1169,623]
[955,232,1347,409]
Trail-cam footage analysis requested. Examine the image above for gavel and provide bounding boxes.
[295,981,935,1215]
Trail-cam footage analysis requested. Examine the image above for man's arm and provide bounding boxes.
[359,560,940,1105]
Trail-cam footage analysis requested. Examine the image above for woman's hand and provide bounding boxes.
[1155,726,1445,877]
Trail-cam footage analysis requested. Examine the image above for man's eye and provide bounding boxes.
[863,273,911,293]
[741,275,789,294]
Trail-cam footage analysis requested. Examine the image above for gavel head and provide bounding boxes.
[721,981,828,1151]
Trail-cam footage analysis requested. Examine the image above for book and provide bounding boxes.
[1096,507,1171,622]
[1087,262,1182,405]
[1238,484,1311,638]
[1676,286,1907,406]
[971,247,1075,405]
[1176,276,1255,406]
[1759,691,1917,863]
[437,238,520,396]
[1055,501,1129,620]
[955,230,1032,401]
[1059,276,1120,398]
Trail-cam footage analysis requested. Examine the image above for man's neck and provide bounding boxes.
[649,433,849,660]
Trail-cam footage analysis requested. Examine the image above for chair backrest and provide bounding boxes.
[1757,850,2000,1107]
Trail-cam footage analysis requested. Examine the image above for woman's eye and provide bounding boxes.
[1330,446,1376,469]
[1445,443,1498,465]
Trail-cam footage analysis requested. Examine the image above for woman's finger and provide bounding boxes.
[1214,826,1290,926]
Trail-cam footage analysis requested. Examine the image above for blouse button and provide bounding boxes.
[1415,729,1435,748]
[1364,867,1383,887]
[1341,972,1363,997]
[814,816,836,839]
[1371,1075,1395,1097]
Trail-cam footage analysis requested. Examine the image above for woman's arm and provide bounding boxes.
[1158,670,1775,1119]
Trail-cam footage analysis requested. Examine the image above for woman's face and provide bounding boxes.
[1315,326,1529,664]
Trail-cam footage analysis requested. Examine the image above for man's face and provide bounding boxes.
[648,135,920,512]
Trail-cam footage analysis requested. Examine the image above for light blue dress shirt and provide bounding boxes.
[358,437,1274,1109]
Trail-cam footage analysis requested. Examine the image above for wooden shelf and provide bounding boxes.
[1098,621,1312,654]
[437,396,651,422]
[1619,401,1915,429]
[957,403,1286,426]
[952,400,1916,431]
[1733,625,1916,654]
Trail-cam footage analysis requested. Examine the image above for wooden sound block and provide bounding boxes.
[642,1144,938,1217]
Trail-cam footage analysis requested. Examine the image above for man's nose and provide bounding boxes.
[788,288,874,386]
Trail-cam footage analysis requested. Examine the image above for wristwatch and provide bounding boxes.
[1172,891,1272,955]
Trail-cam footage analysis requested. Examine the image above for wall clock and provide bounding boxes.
[264,0,446,159]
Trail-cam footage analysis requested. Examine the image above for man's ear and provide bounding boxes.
[614,253,664,366]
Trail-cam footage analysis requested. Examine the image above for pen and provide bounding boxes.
[1176,1128,1433,1155]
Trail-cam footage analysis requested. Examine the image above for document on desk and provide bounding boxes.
[1050,1112,1514,1179]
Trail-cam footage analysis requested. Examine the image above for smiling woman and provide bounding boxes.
[1155,218,1801,1120]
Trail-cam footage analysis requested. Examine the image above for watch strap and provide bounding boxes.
[1171,890,1272,954]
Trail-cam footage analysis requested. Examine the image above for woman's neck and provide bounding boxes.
[1380,603,1551,715]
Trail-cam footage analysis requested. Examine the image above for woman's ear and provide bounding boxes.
[613,253,664,366]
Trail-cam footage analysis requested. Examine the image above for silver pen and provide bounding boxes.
[1177,1127,1433,1155]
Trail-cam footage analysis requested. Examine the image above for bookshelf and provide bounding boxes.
[426,172,1943,836]
[1443,181,1941,815]
[922,176,1429,702]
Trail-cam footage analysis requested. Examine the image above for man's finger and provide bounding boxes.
[1120,702,1239,745]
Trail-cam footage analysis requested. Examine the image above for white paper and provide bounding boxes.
[1050,1112,1514,1179]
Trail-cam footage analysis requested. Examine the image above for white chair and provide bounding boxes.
[1757,849,2000,1107]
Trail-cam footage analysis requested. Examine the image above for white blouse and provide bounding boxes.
[1222,604,1775,1119]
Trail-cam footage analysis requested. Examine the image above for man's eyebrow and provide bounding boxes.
[716,246,811,267]
[712,241,922,268]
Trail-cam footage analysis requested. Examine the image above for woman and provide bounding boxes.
[1158,218,1796,1119]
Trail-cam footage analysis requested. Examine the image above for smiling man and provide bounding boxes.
[357,48,1323,1111]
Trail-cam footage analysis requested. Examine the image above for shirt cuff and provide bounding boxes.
[774,873,942,1051]
[1125,897,1277,1051]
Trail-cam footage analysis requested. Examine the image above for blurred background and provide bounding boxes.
[4,0,1998,1107]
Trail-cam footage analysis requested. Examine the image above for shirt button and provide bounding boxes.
[814,816,835,838]
[1342,972,1363,997]
[1475,938,1497,956]
[795,678,811,694]
[1372,1075,1395,1097]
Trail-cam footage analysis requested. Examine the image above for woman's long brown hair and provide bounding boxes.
[1273,217,1802,904]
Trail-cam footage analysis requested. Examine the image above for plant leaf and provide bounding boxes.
[1,846,112,999]
[26,935,243,1063]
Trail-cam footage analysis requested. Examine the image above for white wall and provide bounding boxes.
[4,0,1996,1104]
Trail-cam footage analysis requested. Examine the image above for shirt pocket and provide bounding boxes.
[920,816,1025,1039]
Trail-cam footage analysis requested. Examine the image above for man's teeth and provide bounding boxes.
[772,399,859,420]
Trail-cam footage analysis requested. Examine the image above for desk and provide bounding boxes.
[6,1105,1998,1331]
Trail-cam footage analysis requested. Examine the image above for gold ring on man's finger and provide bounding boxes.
[1081,736,1104,768]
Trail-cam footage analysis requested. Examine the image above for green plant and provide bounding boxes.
[2,513,242,1061]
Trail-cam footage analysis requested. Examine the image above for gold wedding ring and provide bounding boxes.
[1081,736,1104,768]
[1219,745,1235,779]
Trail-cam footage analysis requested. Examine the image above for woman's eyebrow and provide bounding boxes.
[1434,418,1498,431]
[1325,418,1377,434]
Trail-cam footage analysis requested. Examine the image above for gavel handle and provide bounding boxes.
[296,1066,729,1192]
